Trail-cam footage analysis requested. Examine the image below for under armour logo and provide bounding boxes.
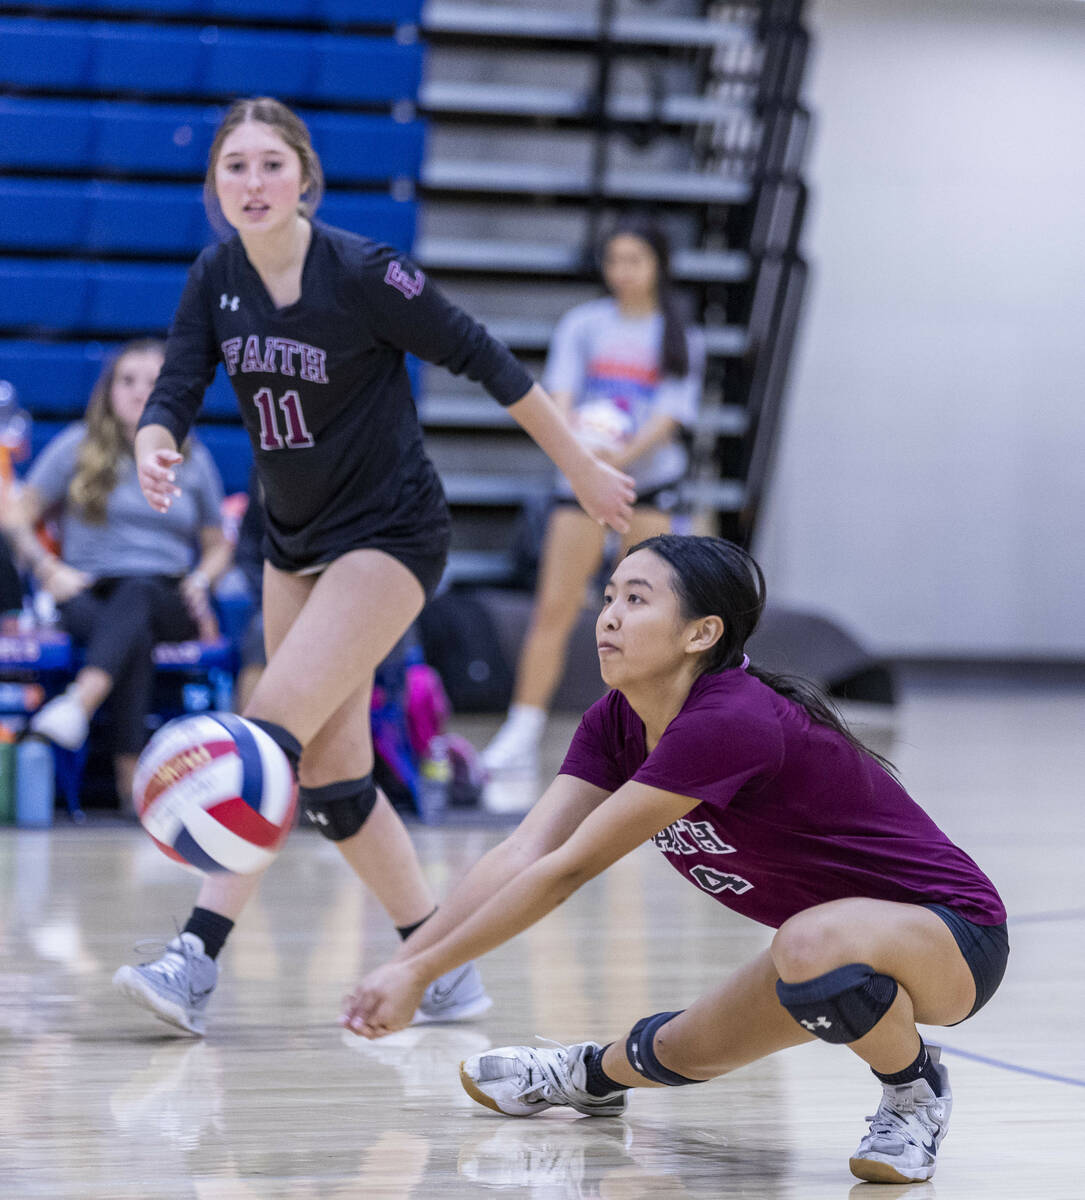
[800,1016,832,1031]
[383,260,425,299]
[305,809,328,826]
[220,293,240,311]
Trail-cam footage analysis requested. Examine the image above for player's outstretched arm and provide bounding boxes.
[507,383,636,532]
[339,774,609,1029]
[134,424,183,514]
[342,779,700,1038]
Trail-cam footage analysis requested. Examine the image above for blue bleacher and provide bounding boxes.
[0,260,186,332]
[0,19,423,104]
[0,180,418,256]
[0,342,239,421]
[0,98,426,183]
[29,417,252,497]
[21,1,423,22]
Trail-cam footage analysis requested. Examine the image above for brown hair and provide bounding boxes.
[203,97,325,237]
[69,340,165,524]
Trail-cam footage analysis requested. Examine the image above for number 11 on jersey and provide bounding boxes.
[252,388,315,451]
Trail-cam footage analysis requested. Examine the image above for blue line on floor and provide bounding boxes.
[939,1045,1085,1088]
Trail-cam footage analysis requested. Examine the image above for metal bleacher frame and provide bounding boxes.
[414,0,810,583]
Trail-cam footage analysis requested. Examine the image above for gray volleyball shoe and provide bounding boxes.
[112,933,218,1036]
[460,1040,629,1118]
[412,962,493,1024]
[850,1047,953,1183]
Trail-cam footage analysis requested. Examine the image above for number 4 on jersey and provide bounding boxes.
[252,388,315,451]
[689,864,753,896]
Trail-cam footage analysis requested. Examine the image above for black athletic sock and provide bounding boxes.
[182,907,235,960]
[397,907,438,942]
[584,1044,630,1097]
[247,718,302,776]
[873,1042,941,1094]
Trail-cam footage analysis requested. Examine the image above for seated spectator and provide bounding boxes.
[3,340,232,808]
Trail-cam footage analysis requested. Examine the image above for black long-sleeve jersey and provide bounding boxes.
[140,220,534,572]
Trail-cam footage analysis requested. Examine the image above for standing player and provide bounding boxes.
[113,96,634,1036]
[343,535,1008,1185]
[482,218,705,775]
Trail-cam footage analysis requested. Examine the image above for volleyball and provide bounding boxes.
[133,713,297,875]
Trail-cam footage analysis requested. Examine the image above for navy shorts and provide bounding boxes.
[923,903,1009,1021]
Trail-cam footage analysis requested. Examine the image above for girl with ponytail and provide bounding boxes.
[484,218,705,775]
[347,534,1008,1187]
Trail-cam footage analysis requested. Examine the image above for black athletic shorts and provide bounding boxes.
[923,903,1009,1021]
[277,524,450,604]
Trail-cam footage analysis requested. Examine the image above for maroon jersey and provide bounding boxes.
[560,668,1006,928]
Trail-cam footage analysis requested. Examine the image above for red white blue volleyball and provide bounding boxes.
[134,713,297,874]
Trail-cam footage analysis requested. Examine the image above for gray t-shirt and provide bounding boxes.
[27,424,225,579]
[543,298,704,495]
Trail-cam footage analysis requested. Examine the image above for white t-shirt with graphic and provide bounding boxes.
[543,298,704,496]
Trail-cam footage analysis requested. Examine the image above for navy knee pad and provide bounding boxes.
[300,775,378,842]
[246,718,302,776]
[625,1011,706,1086]
[776,963,898,1044]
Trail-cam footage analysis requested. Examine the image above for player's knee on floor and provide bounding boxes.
[300,775,378,842]
[776,963,898,1044]
[625,1011,707,1086]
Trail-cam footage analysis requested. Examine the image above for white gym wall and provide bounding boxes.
[755,0,1085,658]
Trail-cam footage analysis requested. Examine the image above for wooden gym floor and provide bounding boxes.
[1,666,1082,1198]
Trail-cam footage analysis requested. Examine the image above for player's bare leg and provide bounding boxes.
[771,898,971,1183]
[483,508,607,773]
[251,549,492,1022]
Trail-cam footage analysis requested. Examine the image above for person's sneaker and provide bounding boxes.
[481,716,541,776]
[29,689,89,750]
[112,933,218,1036]
[413,962,493,1024]
[460,1040,629,1118]
[850,1047,952,1183]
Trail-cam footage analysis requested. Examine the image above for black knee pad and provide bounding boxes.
[625,1010,706,1086]
[776,963,898,1044]
[300,775,378,842]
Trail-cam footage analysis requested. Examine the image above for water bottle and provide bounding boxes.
[15,735,55,828]
[0,724,16,824]
[0,379,31,486]
[416,735,451,825]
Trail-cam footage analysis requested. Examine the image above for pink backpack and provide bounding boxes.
[406,663,488,803]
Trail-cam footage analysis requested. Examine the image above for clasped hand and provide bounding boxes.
[339,960,427,1040]
[572,455,636,533]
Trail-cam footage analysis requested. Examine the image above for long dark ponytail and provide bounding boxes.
[629,534,898,776]
[601,217,689,379]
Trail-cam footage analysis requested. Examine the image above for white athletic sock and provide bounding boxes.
[504,704,546,742]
